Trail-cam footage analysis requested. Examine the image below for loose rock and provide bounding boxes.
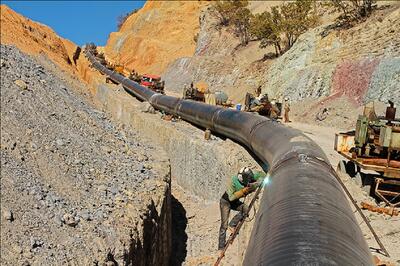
[1,45,165,264]
[3,209,14,221]
[14,79,28,90]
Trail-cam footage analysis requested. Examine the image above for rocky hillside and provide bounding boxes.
[162,2,399,107]
[0,4,106,92]
[261,4,400,106]
[1,44,170,265]
[162,2,289,101]
[104,1,208,75]
[0,5,78,74]
[162,6,269,101]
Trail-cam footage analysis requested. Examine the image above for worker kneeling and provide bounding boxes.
[218,167,263,252]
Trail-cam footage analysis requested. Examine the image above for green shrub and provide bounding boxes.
[326,0,376,26]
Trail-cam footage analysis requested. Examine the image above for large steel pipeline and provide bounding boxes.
[85,48,373,265]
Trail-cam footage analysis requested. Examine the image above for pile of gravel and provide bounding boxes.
[0,45,163,264]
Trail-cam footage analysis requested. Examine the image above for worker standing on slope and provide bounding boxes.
[218,167,264,253]
[283,97,291,123]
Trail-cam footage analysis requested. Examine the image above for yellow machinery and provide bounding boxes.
[335,101,400,207]
[114,65,124,75]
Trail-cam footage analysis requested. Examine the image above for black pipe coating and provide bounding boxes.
[85,48,373,265]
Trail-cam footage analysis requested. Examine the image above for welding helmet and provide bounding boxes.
[238,167,254,186]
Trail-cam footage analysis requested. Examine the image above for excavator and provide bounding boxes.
[86,44,124,84]
[86,44,164,93]
[105,63,124,84]
[183,82,205,102]
[140,74,165,94]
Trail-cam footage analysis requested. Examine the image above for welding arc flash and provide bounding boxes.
[263,176,270,187]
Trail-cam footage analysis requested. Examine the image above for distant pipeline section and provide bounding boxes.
[84,46,373,265]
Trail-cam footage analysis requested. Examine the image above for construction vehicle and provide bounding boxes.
[86,43,107,68]
[140,74,165,94]
[183,82,233,107]
[335,101,400,207]
[85,44,124,84]
[115,65,124,74]
[244,93,282,119]
[105,64,125,84]
[204,91,233,107]
[94,52,107,66]
[86,43,98,56]
[86,44,112,71]
[183,82,205,102]
[128,70,141,83]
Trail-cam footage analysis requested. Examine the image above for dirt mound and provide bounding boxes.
[0,4,78,74]
[104,1,208,75]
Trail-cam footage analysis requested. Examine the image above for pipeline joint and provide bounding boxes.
[270,152,329,176]
[298,153,308,163]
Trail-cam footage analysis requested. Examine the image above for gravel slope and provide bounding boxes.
[0,45,166,265]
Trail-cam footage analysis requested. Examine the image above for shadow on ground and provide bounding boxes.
[169,194,188,266]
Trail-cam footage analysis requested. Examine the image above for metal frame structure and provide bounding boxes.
[85,48,373,265]
[335,132,400,207]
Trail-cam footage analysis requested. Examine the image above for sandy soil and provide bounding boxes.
[291,97,389,131]
[171,180,254,266]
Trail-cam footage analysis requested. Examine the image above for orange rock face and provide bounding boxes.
[0,4,77,74]
[104,1,208,75]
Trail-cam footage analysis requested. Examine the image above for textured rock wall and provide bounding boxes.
[262,7,400,105]
[162,9,265,102]
[0,45,171,265]
[0,5,77,74]
[94,83,261,201]
[84,84,173,266]
[104,1,208,75]
[128,182,171,266]
[164,4,400,105]
[366,57,400,104]
[331,58,381,104]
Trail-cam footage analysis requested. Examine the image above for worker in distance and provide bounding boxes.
[218,167,264,254]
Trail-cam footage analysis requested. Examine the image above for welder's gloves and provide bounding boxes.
[248,181,261,191]
[234,187,251,199]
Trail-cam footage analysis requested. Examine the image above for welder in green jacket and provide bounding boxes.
[218,167,264,251]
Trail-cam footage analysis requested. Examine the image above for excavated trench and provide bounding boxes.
[84,48,373,265]
[91,81,262,264]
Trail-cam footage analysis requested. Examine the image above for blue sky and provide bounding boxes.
[2,1,146,46]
